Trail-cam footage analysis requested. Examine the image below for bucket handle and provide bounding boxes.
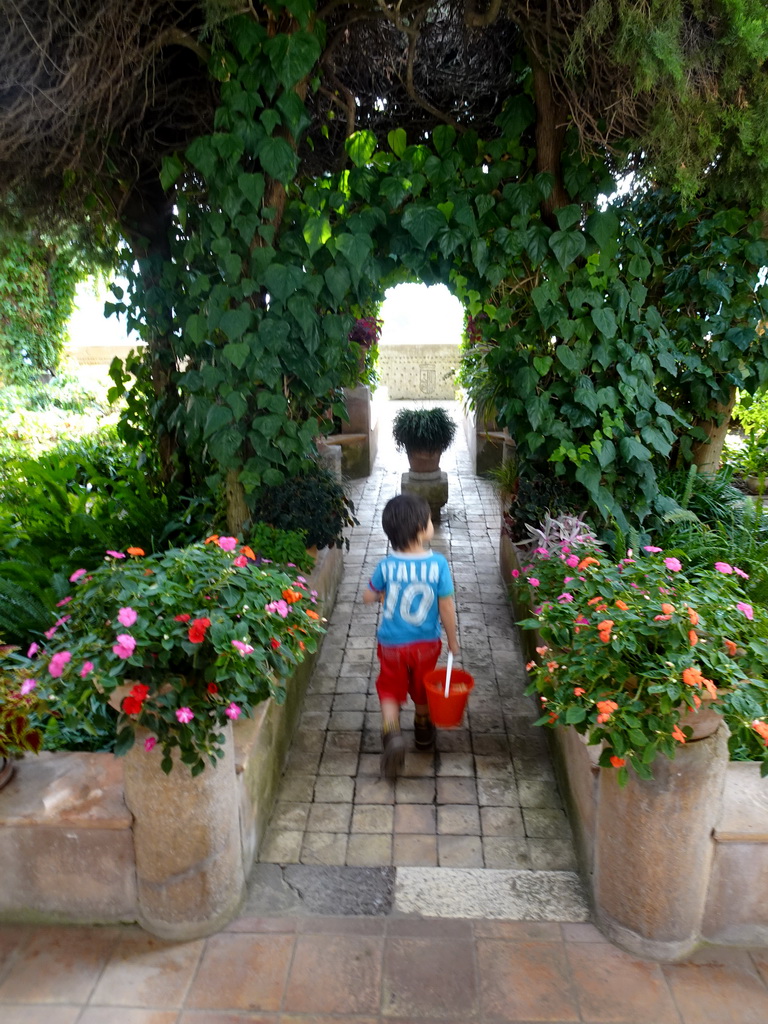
[444,650,454,698]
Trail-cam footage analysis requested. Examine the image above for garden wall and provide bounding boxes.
[0,545,343,929]
[378,343,459,399]
[499,529,768,953]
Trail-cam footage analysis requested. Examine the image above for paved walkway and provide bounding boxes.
[3,400,768,1023]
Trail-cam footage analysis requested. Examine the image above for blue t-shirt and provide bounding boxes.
[369,550,454,647]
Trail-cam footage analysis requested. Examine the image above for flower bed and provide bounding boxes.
[0,545,343,931]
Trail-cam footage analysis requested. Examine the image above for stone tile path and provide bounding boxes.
[258,401,577,872]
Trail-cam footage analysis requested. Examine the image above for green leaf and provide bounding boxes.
[433,125,456,156]
[219,307,251,341]
[550,230,586,270]
[186,136,218,179]
[388,128,407,157]
[533,355,553,376]
[565,706,587,724]
[555,204,582,231]
[324,265,351,305]
[591,307,618,339]
[585,209,619,251]
[628,254,651,279]
[526,223,550,264]
[264,30,321,88]
[222,341,249,369]
[264,263,304,303]
[237,172,265,210]
[346,129,377,168]
[185,313,207,344]
[160,153,184,191]
[619,436,652,462]
[555,345,585,373]
[259,136,298,182]
[336,232,373,269]
[204,403,234,439]
[401,204,446,248]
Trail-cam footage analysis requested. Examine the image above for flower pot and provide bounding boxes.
[0,756,14,791]
[424,667,474,727]
[678,700,723,741]
[406,448,442,474]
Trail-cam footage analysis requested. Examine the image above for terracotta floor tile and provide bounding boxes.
[751,949,768,987]
[381,935,478,1019]
[473,921,563,941]
[394,803,436,834]
[477,938,580,1022]
[178,1013,277,1023]
[663,953,768,1023]
[185,933,294,1011]
[393,833,438,866]
[89,933,204,1007]
[567,941,680,1023]
[79,1011,179,1024]
[281,1017,377,1024]
[300,917,386,936]
[224,917,298,933]
[283,933,383,1015]
[0,925,117,1004]
[0,1009,80,1024]
[300,831,348,865]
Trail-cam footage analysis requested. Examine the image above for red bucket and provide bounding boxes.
[424,666,475,728]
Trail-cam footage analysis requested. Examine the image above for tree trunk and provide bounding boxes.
[530,55,570,222]
[691,387,737,474]
[225,467,250,536]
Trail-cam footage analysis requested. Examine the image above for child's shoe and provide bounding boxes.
[381,722,405,778]
[414,713,436,750]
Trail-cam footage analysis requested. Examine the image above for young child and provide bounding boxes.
[363,493,460,778]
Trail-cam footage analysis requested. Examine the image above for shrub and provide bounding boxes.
[250,464,358,551]
[392,407,457,454]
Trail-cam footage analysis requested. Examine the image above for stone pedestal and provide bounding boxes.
[123,722,245,940]
[593,725,729,960]
[401,470,448,522]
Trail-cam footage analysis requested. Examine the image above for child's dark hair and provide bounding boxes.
[381,493,431,550]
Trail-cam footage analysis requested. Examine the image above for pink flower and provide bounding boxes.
[232,555,248,567]
[714,562,733,574]
[232,640,254,656]
[69,568,87,582]
[534,547,550,559]
[557,592,574,603]
[106,550,126,559]
[565,555,580,568]
[79,661,94,677]
[575,616,589,625]
[56,596,72,607]
[734,566,749,579]
[44,626,57,640]
[510,569,520,578]
[27,642,39,658]
[20,678,36,695]
[176,706,194,724]
[55,616,70,627]
[117,606,138,627]
[664,557,682,572]
[217,536,238,551]
[737,602,754,621]
[144,735,157,752]
[225,702,242,720]
[112,634,136,659]
[527,577,540,587]
[266,599,290,617]
[644,546,662,553]
[48,651,72,677]
[563,576,574,584]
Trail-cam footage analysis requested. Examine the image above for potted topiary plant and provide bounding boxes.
[392,407,457,473]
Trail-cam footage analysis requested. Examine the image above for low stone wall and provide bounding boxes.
[499,528,768,955]
[378,344,459,399]
[0,546,343,932]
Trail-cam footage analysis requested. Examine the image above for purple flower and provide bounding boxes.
[225,702,242,720]
[112,634,136,659]
[266,599,290,617]
[106,550,126,559]
[176,706,194,724]
[217,536,238,552]
[664,557,682,572]
[714,562,733,575]
[69,568,87,582]
[144,736,157,752]
[27,642,39,658]
[20,678,36,695]
[534,547,550,559]
[557,592,574,603]
[48,651,72,677]
[232,640,254,656]
[44,626,57,640]
[527,577,540,588]
[79,661,94,678]
[510,569,520,578]
[565,555,580,568]
[117,606,138,627]
[737,602,754,621]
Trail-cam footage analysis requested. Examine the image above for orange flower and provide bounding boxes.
[682,666,704,688]
[204,534,219,545]
[547,711,558,723]
[573,687,586,697]
[702,677,718,700]
[525,660,536,671]
[724,639,738,657]
[752,720,768,744]
[691,694,702,710]
[144,568,154,576]
[535,645,548,656]
[587,596,603,606]
[598,630,612,644]
[240,545,256,560]
[546,660,559,671]
[298,641,305,651]
[672,724,687,744]
[610,756,625,768]
[597,619,614,632]
[126,546,145,557]
[615,600,629,611]
[282,588,302,603]
[661,603,676,615]
[305,609,320,620]
[578,556,600,569]
[687,606,699,626]
[688,630,698,647]
[596,699,618,724]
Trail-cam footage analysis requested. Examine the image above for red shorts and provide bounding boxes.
[376,639,442,706]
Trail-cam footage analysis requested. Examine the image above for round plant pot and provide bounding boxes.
[678,699,723,741]
[406,449,442,474]
[0,756,15,791]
